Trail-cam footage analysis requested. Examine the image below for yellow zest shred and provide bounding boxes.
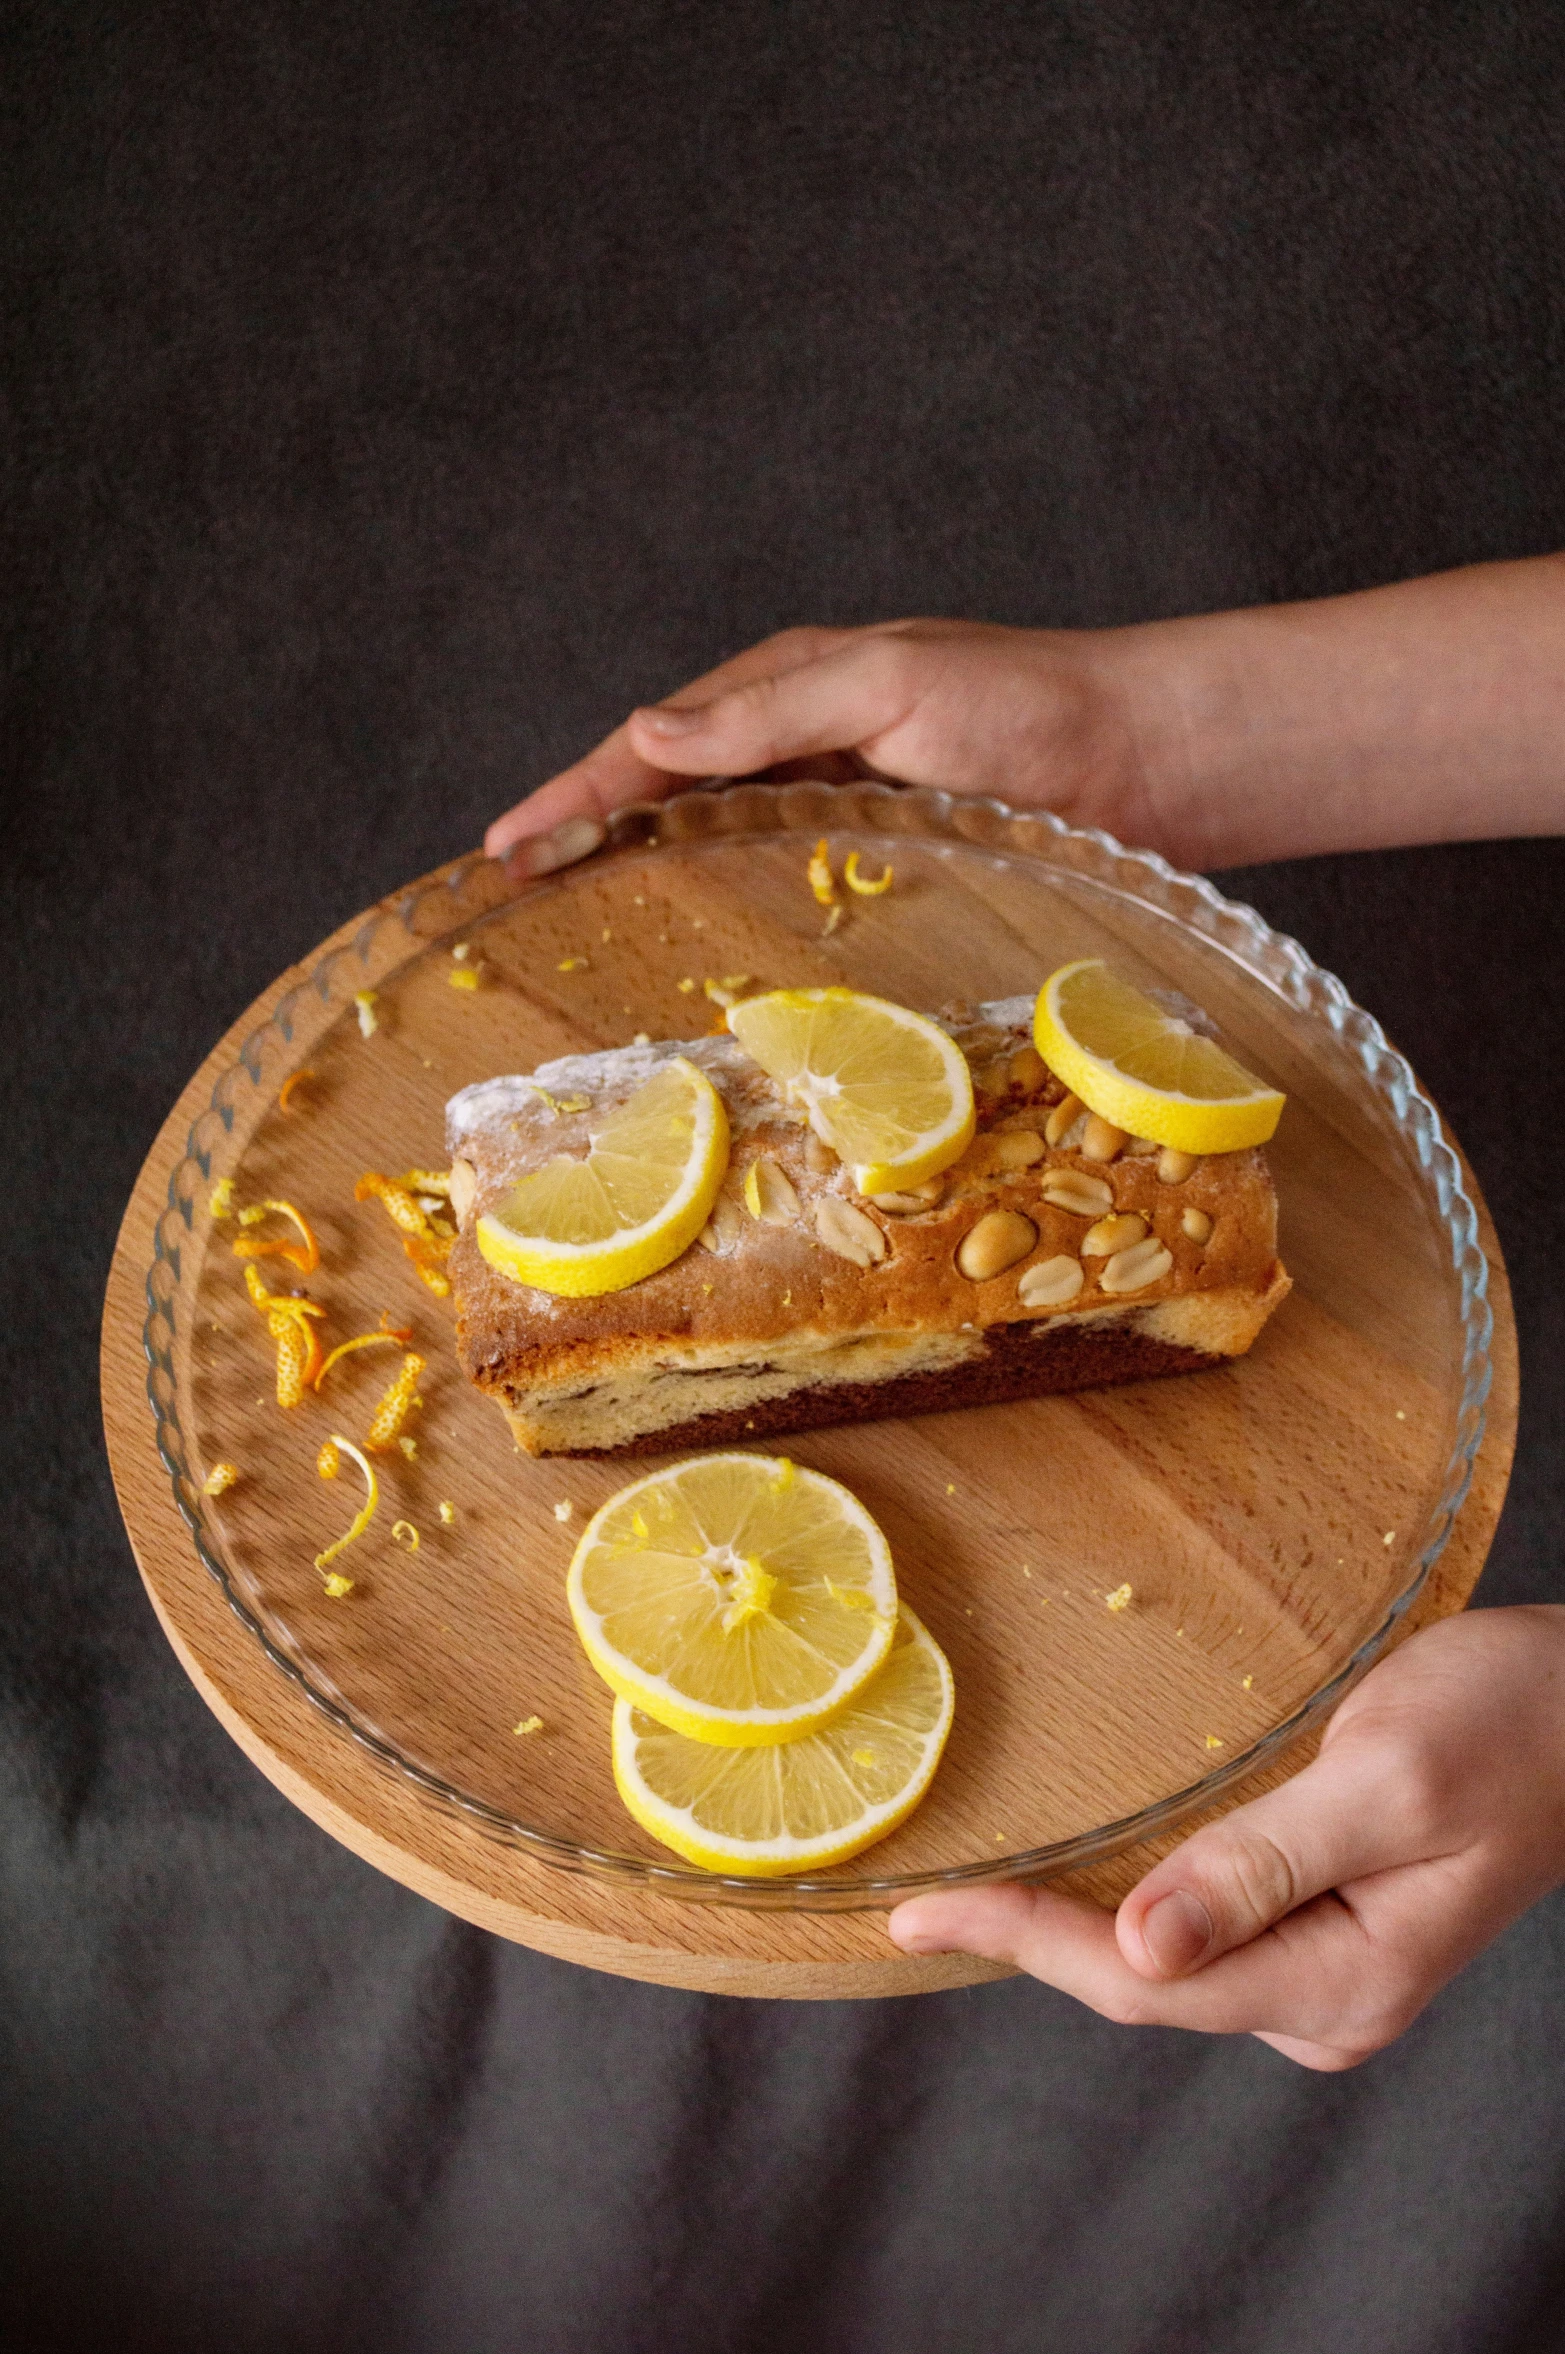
[391,1520,420,1550]
[323,1572,354,1598]
[1204,1734,1225,1750]
[356,1171,454,1295]
[315,1434,378,1573]
[277,1068,316,1114]
[1242,1674,1254,1690]
[808,838,836,907]
[512,1716,544,1736]
[1105,1583,1134,1612]
[677,976,696,993]
[365,1353,425,1451]
[703,974,754,1009]
[557,955,588,973]
[822,904,843,936]
[438,1501,455,1524]
[313,1317,415,1391]
[231,1198,321,1274]
[449,965,482,991]
[354,990,379,1036]
[844,852,893,896]
[201,1462,239,1496]
[208,1177,237,1219]
[243,1264,326,1404]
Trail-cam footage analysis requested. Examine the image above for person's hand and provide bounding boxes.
[487,559,1565,876]
[485,619,1174,875]
[890,1606,1565,2071]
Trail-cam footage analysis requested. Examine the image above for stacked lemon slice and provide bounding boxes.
[567,1453,954,1874]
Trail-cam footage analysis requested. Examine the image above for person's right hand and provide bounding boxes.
[485,618,1174,879]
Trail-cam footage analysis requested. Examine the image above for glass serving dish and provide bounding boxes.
[140,780,1491,1909]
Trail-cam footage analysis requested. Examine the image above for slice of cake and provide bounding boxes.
[444,995,1290,1458]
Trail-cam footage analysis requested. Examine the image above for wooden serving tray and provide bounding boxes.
[101,799,1517,1997]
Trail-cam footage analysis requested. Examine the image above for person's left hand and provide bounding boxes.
[889,1605,1565,2070]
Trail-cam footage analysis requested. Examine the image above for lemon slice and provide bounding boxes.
[1034,960,1286,1152]
[726,987,975,1194]
[567,1453,897,1746]
[612,1605,954,1875]
[475,1058,729,1296]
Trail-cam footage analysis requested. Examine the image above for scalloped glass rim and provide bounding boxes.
[140,779,1492,1909]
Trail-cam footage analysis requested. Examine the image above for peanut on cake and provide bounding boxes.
[444,985,1291,1458]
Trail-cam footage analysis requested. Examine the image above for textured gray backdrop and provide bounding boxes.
[4,4,1564,2349]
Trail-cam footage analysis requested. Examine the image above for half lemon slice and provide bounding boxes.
[475,1057,729,1296]
[1034,960,1286,1153]
[726,987,975,1194]
[568,1453,897,1746]
[612,1605,954,1875]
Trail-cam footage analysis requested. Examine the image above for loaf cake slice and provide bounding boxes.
[445,997,1290,1457]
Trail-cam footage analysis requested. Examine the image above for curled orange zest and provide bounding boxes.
[356,1172,430,1238]
[277,1069,317,1114]
[366,1353,426,1450]
[268,1309,313,1407]
[314,1434,378,1574]
[844,851,893,896]
[312,1316,415,1392]
[357,1171,454,1292]
[232,1198,321,1274]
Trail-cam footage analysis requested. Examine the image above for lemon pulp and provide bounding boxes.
[475,1057,729,1296]
[1034,960,1285,1153]
[612,1605,954,1873]
[726,987,975,1195]
[568,1452,897,1745]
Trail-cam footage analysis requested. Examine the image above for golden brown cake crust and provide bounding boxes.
[446,996,1290,1455]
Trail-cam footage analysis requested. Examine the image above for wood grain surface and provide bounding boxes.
[101,819,1518,1998]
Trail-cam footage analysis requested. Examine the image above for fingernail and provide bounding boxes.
[632,703,705,738]
[1140,1889,1213,1975]
[504,815,606,879]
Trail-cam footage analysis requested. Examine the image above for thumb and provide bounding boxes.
[1116,1730,1429,1980]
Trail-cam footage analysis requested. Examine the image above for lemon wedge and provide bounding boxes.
[475,1057,729,1296]
[567,1453,897,1746]
[1034,960,1286,1153]
[726,987,975,1194]
[612,1605,954,1874]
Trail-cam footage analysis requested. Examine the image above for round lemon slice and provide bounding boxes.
[1034,959,1286,1153]
[726,987,975,1194]
[475,1057,729,1296]
[611,1605,954,1875]
[567,1453,897,1746]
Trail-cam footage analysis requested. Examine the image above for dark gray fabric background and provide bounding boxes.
[4,4,1564,2348]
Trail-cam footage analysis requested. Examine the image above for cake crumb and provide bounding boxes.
[1395,1409,1407,1421]
[354,989,378,1036]
[677,976,696,993]
[438,1501,455,1524]
[512,1716,544,1737]
[1382,1531,1396,1547]
[553,1500,574,1523]
[632,1031,651,1045]
[1105,1583,1133,1613]
[1242,1674,1254,1690]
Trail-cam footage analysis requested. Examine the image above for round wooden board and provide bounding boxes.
[102,839,1518,1999]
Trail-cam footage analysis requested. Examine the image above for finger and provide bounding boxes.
[1114,1728,1452,1981]
[485,628,859,870]
[889,1878,1401,2048]
[624,631,933,781]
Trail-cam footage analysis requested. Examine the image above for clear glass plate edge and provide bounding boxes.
[137,780,1493,1911]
